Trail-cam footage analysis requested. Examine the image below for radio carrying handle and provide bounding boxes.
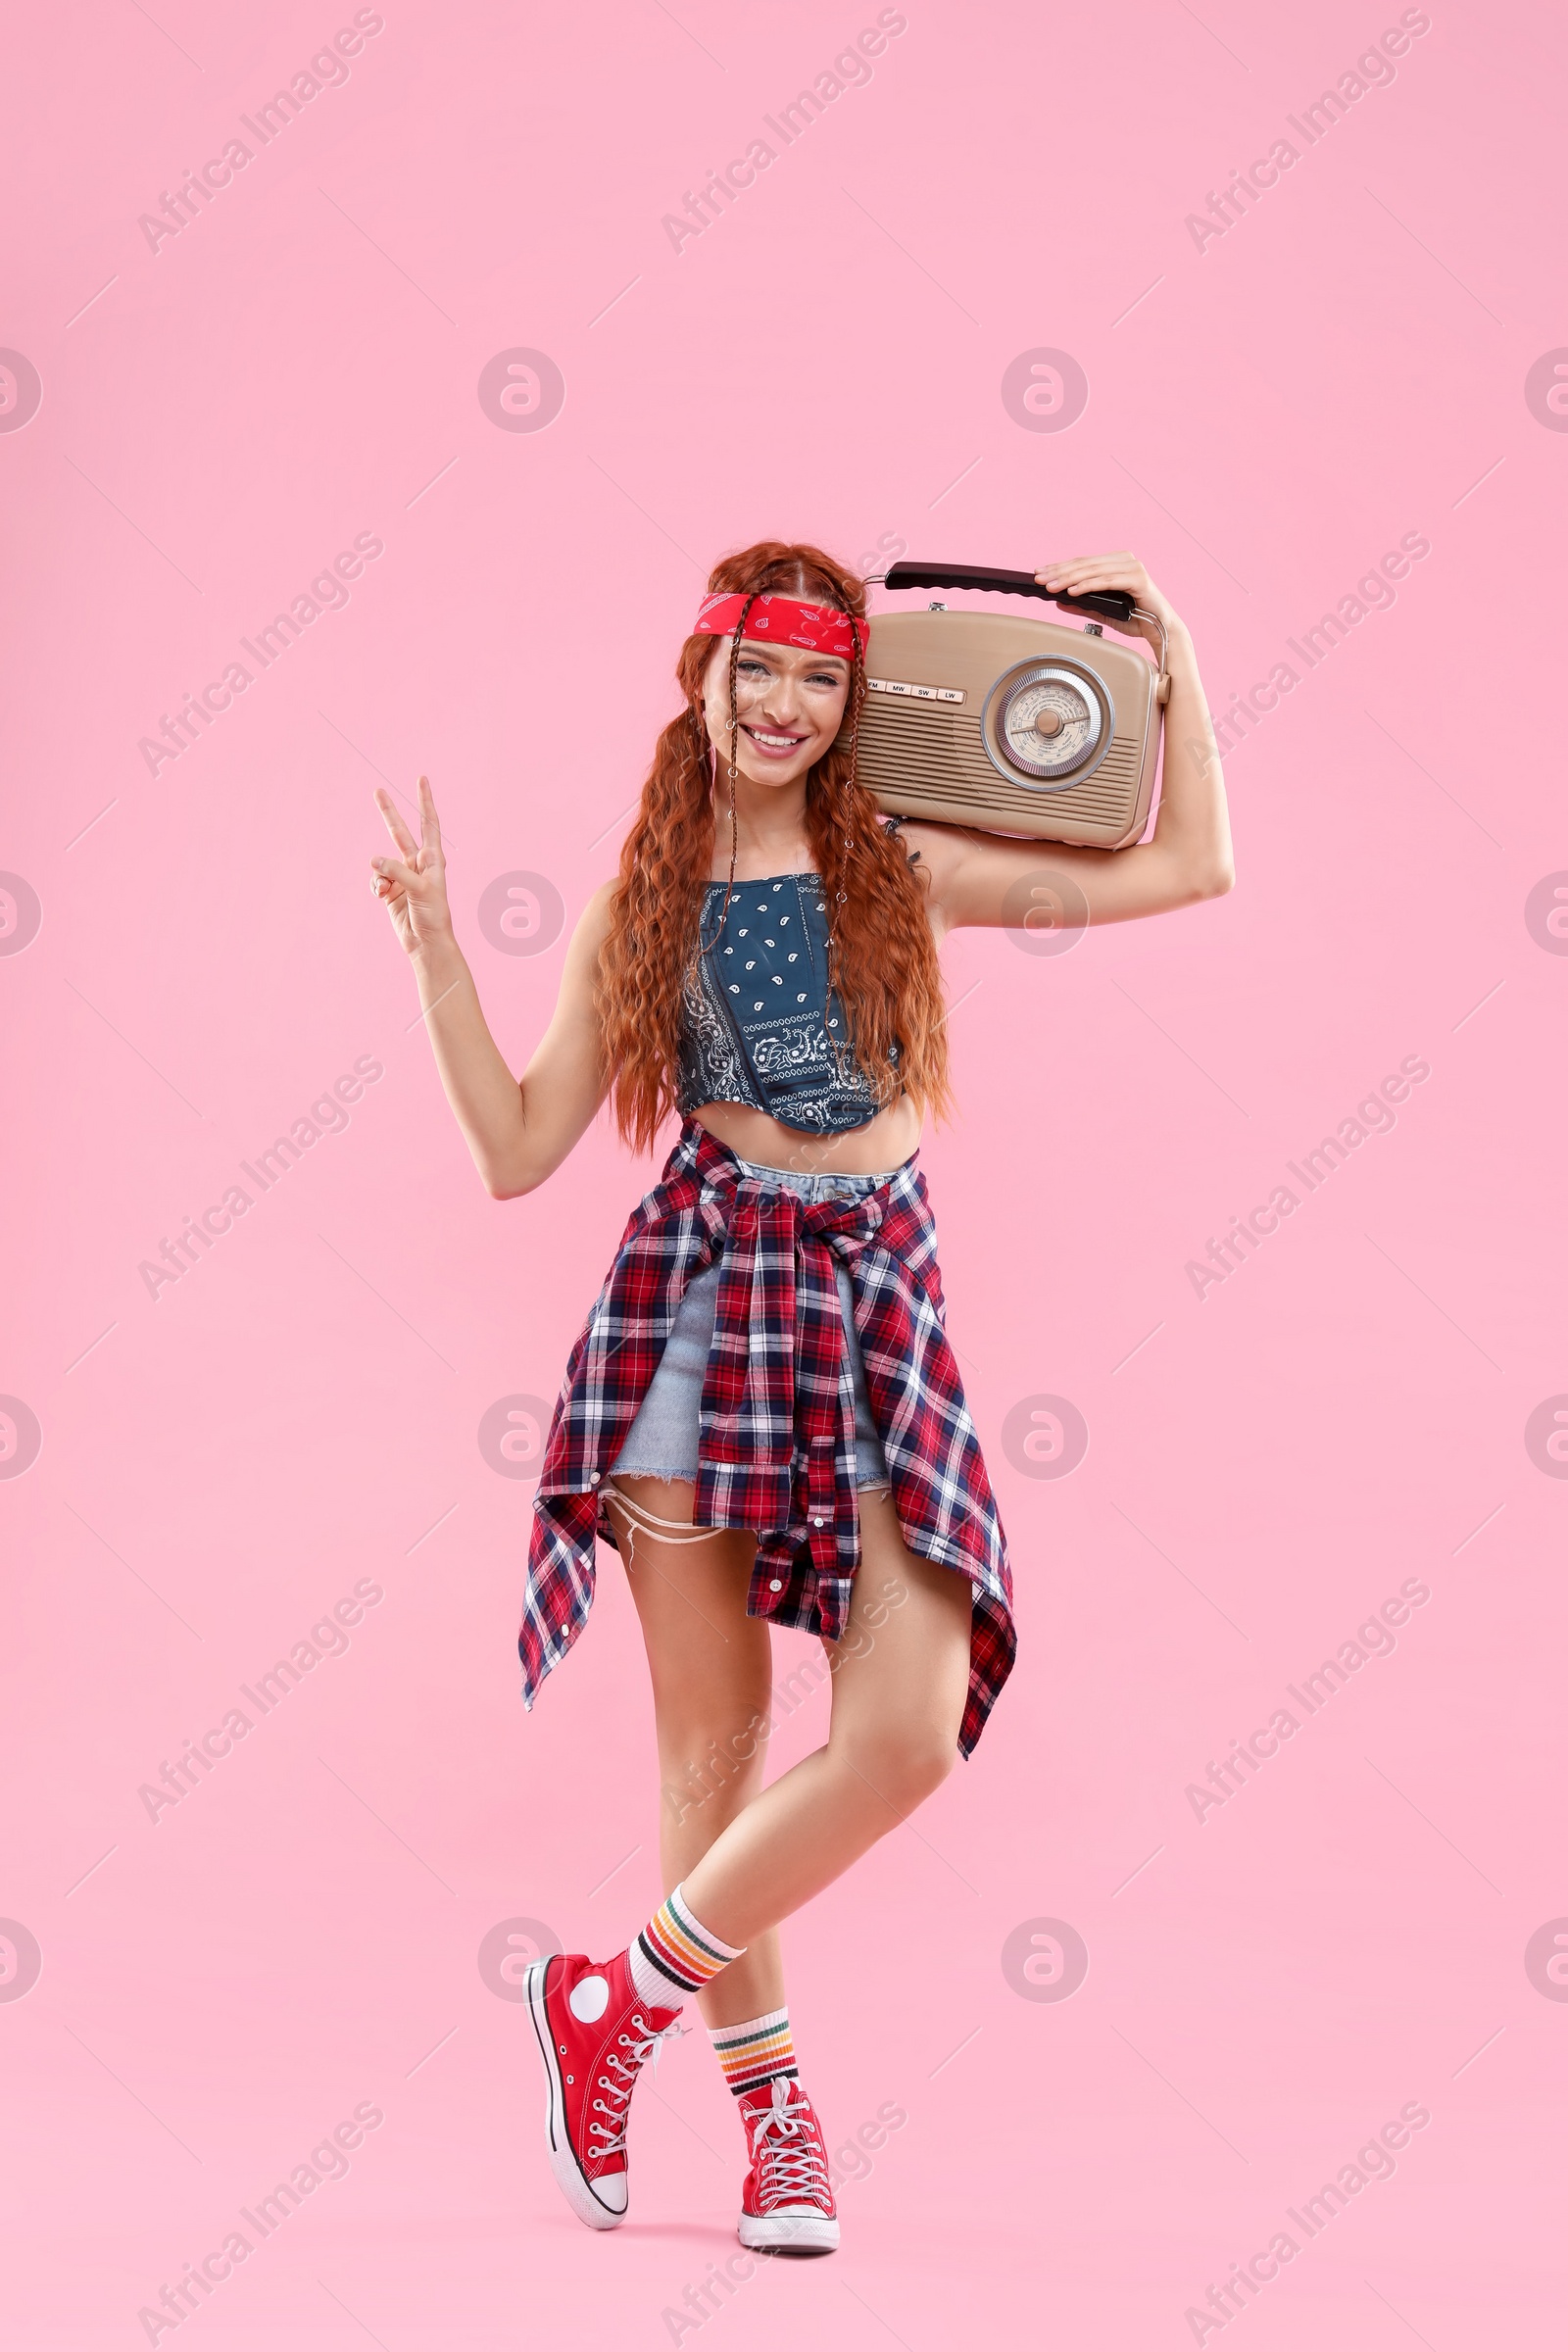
[874,561,1170,706]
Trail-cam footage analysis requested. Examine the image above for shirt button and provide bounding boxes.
[769,1578,783,1592]
[811,1515,824,1527]
[588,1471,601,1485]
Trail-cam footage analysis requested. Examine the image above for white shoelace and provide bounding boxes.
[748,2079,831,2207]
[587,2012,686,2161]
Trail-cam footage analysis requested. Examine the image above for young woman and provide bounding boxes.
[368,540,1234,2254]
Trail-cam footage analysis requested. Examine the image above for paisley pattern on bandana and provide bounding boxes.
[675,873,900,1137]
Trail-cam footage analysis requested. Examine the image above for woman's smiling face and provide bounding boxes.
[699,633,853,790]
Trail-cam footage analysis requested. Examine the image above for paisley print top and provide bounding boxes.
[674,869,903,1136]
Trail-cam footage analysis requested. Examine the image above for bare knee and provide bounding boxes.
[658,1700,771,1834]
[836,1724,957,1820]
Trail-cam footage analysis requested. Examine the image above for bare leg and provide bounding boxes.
[603,1476,787,2030]
[678,1486,974,1948]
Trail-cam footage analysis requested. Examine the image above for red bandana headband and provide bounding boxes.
[693,590,869,660]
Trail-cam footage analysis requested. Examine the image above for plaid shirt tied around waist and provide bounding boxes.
[520,1116,1016,1758]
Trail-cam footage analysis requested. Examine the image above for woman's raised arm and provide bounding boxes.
[369,777,613,1198]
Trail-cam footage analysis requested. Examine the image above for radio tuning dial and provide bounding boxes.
[992,663,1104,782]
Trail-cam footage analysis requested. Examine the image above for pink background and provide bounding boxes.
[4,2,1566,2344]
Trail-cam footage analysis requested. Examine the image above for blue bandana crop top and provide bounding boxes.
[675,870,905,1136]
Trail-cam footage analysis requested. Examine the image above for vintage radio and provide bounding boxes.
[839,562,1171,850]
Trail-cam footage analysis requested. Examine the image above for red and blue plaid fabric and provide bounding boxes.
[520,1116,1016,1758]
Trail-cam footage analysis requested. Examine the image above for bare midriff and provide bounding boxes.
[690,1096,923,1177]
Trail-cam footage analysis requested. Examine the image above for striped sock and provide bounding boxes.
[627,1883,746,2010]
[710,2006,798,2097]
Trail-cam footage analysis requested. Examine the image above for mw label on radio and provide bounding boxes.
[866,677,965,704]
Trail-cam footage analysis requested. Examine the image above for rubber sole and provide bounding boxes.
[523,1958,628,2230]
[738,2209,841,2254]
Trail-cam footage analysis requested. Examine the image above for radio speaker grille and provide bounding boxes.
[857,705,1140,828]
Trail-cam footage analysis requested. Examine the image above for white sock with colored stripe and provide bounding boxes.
[710,2006,798,2097]
[627,1882,746,2011]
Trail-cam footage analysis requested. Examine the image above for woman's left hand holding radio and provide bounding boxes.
[907,549,1234,934]
[1036,550,1178,651]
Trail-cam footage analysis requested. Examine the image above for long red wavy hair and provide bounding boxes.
[595,541,954,1156]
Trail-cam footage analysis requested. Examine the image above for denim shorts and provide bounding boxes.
[608,1150,910,1492]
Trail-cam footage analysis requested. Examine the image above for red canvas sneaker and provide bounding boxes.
[736,2075,840,2253]
[524,1948,684,2229]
